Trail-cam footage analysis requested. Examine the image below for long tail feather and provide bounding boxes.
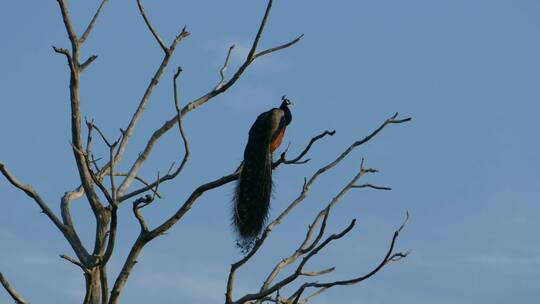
[234,113,274,249]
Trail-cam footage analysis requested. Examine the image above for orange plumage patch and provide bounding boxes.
[270,127,286,153]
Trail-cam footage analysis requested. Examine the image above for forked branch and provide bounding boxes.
[112,0,303,200]
[255,160,379,298]
[235,220,357,304]
[112,126,335,304]
[118,66,190,202]
[225,113,410,303]
[289,212,410,303]
[113,1,190,185]
[274,130,336,167]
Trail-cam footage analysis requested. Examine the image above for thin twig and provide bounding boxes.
[78,147,113,205]
[273,130,336,168]
[172,67,190,179]
[300,267,335,277]
[0,163,65,232]
[256,208,330,296]
[115,25,190,196]
[85,119,95,159]
[352,184,392,191]
[56,0,79,48]
[133,196,152,233]
[254,34,305,60]
[52,46,74,70]
[235,220,357,304]
[0,272,29,304]
[246,0,273,60]
[101,203,118,264]
[291,288,304,304]
[102,137,120,265]
[288,212,410,300]
[89,122,114,147]
[299,287,329,304]
[117,66,190,202]
[115,173,163,198]
[79,0,109,44]
[60,254,89,273]
[136,0,168,54]
[79,55,98,71]
[216,45,236,90]
[256,162,372,297]
[59,186,91,264]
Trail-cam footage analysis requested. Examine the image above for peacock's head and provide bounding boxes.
[280,95,293,108]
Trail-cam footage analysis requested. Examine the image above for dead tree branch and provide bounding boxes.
[237,160,381,304]
[80,0,109,44]
[101,138,120,266]
[80,55,98,71]
[216,45,236,90]
[352,184,392,191]
[55,0,107,234]
[136,0,169,54]
[56,0,78,49]
[273,130,336,168]
[225,113,411,303]
[235,220,357,304]
[0,162,90,268]
[118,66,190,202]
[52,46,74,70]
[112,0,303,200]
[253,34,305,60]
[52,2,121,303]
[0,164,64,231]
[114,3,190,193]
[115,173,163,199]
[111,124,335,304]
[172,67,190,177]
[255,161,377,299]
[0,272,29,304]
[289,213,410,303]
[60,254,89,273]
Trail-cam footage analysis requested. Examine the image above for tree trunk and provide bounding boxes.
[84,270,102,304]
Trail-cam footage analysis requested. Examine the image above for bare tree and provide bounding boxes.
[0,1,411,303]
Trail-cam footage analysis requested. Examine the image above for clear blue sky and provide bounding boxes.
[1,0,539,303]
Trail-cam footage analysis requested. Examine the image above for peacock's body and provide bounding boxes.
[233,97,292,249]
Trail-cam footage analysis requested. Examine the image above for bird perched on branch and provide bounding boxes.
[234,96,293,249]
